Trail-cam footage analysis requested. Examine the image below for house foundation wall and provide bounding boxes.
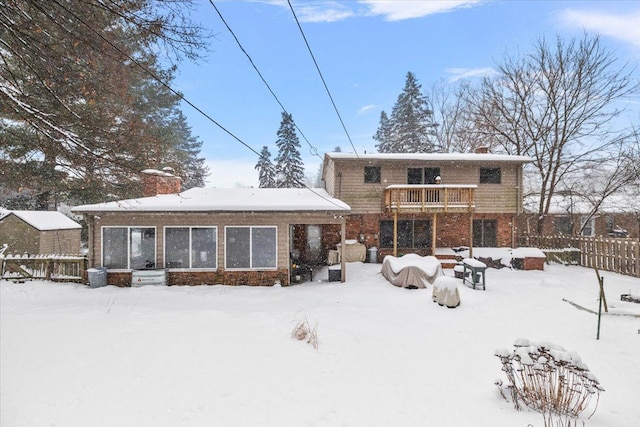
[106,269,291,287]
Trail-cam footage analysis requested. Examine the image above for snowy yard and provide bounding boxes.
[1,263,639,427]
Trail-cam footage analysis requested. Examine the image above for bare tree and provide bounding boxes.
[467,33,639,234]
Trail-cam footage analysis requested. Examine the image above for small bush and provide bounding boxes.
[495,339,604,426]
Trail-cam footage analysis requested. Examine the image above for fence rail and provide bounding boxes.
[518,235,639,278]
[0,254,87,282]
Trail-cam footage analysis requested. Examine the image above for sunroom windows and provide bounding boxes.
[225,226,277,269]
[165,227,217,269]
[102,227,156,269]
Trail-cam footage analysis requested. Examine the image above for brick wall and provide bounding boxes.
[106,269,291,287]
[141,170,182,196]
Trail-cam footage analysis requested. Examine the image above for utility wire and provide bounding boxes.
[43,0,347,209]
[51,0,262,159]
[208,0,320,160]
[287,0,359,158]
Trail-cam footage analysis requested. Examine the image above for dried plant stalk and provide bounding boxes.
[495,339,603,424]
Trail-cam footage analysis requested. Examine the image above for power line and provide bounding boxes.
[286,0,359,158]
[208,0,321,160]
[38,0,347,208]
[51,0,262,160]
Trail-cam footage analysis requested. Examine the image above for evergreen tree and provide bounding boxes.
[255,146,276,188]
[374,71,438,153]
[373,111,392,151]
[274,112,305,188]
[0,0,208,207]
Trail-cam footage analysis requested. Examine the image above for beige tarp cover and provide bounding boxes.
[380,254,444,289]
[337,241,366,262]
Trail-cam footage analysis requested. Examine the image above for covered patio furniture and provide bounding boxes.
[380,254,444,289]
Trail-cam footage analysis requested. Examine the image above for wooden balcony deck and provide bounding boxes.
[384,185,477,213]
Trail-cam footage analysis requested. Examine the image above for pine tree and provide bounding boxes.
[0,0,208,206]
[373,111,393,152]
[274,112,305,188]
[255,146,276,188]
[374,71,438,153]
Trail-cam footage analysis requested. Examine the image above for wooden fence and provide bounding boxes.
[0,254,87,282]
[518,235,639,278]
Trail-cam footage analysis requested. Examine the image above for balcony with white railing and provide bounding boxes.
[384,185,477,213]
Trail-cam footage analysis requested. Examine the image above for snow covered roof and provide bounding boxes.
[325,152,532,163]
[72,187,351,213]
[0,210,81,231]
[523,192,640,214]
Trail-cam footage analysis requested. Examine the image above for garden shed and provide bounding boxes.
[0,210,82,255]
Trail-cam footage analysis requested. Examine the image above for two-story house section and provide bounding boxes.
[322,150,532,261]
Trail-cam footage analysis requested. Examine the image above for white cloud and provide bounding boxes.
[445,67,496,82]
[256,0,355,23]
[559,9,640,47]
[204,159,258,188]
[359,0,483,21]
[357,104,377,115]
[258,0,483,23]
[296,3,355,23]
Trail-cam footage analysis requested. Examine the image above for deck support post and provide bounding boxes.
[469,213,474,258]
[393,210,398,257]
[432,213,437,256]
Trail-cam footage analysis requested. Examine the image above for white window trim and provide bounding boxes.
[581,217,595,237]
[164,226,218,270]
[224,225,278,271]
[101,226,157,271]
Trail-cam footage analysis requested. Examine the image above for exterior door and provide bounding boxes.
[306,225,322,264]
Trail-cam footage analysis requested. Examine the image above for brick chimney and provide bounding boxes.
[141,168,182,196]
[474,146,490,154]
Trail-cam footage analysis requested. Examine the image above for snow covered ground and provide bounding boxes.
[1,263,639,427]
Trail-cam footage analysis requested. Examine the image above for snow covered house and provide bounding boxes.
[321,150,532,261]
[0,210,82,255]
[72,170,350,287]
[519,191,640,238]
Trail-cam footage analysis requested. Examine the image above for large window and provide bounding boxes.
[165,227,217,269]
[473,219,497,247]
[225,226,277,269]
[380,220,431,248]
[102,227,156,269]
[364,166,381,183]
[407,167,440,184]
[479,167,501,184]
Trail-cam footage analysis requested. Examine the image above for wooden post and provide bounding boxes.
[432,213,437,256]
[393,209,398,257]
[469,214,474,258]
[340,216,346,283]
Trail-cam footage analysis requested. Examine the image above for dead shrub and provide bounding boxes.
[291,317,318,350]
[495,339,604,427]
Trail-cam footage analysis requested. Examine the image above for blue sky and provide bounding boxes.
[173,1,640,188]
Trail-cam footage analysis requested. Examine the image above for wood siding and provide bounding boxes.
[0,215,81,255]
[326,158,522,214]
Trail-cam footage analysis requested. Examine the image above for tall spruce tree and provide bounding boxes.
[374,71,438,153]
[274,112,305,188]
[0,0,208,207]
[255,146,276,188]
